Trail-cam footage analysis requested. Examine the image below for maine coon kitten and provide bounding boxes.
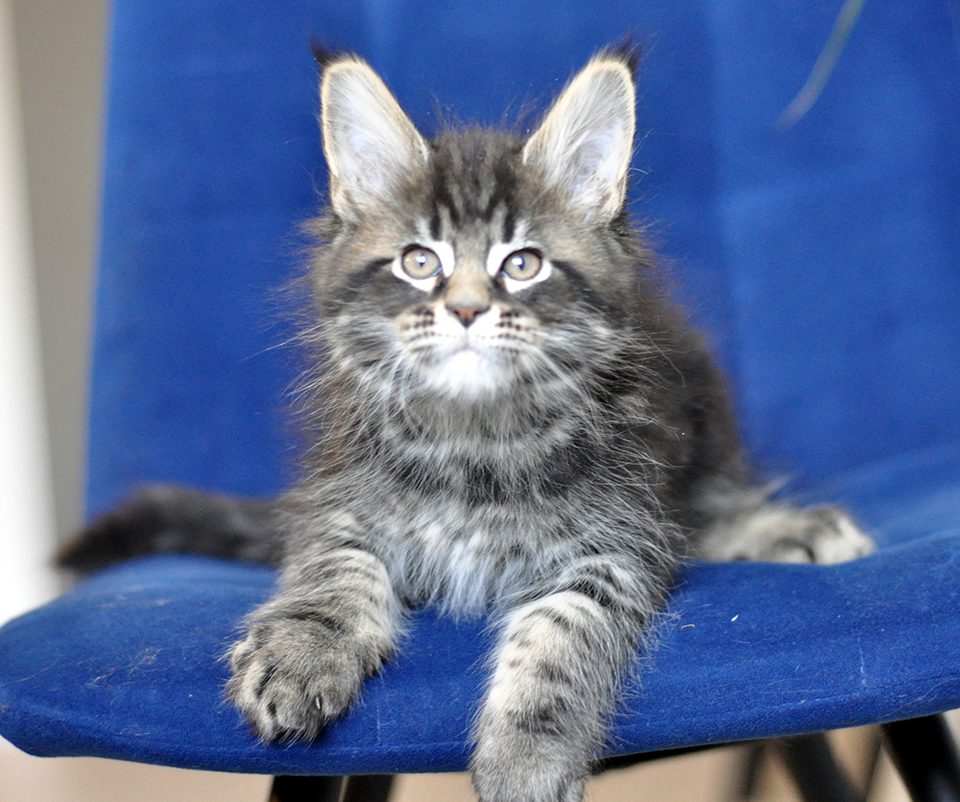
[61,47,875,802]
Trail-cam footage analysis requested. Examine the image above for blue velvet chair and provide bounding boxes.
[2,1,960,800]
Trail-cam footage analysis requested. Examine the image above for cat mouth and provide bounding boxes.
[425,345,509,398]
[424,330,504,361]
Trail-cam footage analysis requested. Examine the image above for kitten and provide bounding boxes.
[61,46,874,802]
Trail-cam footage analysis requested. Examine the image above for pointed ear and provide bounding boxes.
[522,54,636,222]
[320,56,429,217]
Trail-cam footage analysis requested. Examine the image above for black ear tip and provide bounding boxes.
[602,37,643,76]
[310,41,348,70]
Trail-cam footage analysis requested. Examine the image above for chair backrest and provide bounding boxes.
[86,0,960,517]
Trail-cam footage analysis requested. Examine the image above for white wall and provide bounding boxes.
[0,0,106,623]
[12,0,107,545]
[0,0,57,623]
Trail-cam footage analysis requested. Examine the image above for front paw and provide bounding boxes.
[471,707,589,802]
[226,614,383,742]
[471,737,587,802]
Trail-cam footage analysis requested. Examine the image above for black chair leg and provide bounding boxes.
[726,743,766,800]
[773,733,863,802]
[883,714,960,802]
[343,774,396,802]
[269,774,395,802]
[269,774,345,802]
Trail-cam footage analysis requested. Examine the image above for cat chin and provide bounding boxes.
[423,348,509,400]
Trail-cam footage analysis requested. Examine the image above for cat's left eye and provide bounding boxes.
[501,250,543,282]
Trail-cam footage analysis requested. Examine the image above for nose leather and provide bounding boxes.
[443,268,491,328]
[447,304,488,327]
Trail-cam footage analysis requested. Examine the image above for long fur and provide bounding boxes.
[61,48,873,802]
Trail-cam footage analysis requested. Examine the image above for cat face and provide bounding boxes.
[392,240,550,400]
[311,52,642,406]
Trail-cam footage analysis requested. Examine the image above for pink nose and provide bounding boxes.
[447,303,489,327]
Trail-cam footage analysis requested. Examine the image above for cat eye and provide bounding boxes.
[500,250,543,282]
[401,247,442,280]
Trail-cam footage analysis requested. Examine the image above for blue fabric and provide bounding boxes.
[3,441,960,773]
[1,0,958,777]
[85,0,960,515]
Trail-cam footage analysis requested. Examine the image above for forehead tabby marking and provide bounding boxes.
[425,130,524,242]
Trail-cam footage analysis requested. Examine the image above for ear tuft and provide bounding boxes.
[603,38,643,77]
[319,55,429,218]
[310,41,345,70]
[522,53,637,223]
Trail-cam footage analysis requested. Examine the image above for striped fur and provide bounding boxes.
[61,48,874,802]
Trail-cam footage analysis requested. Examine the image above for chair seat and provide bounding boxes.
[2,440,959,776]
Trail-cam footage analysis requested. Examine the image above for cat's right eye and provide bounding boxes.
[501,250,543,282]
[401,247,442,279]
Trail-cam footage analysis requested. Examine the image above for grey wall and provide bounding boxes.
[12,0,107,538]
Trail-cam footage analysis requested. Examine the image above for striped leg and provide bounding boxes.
[470,558,664,802]
[228,544,403,741]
